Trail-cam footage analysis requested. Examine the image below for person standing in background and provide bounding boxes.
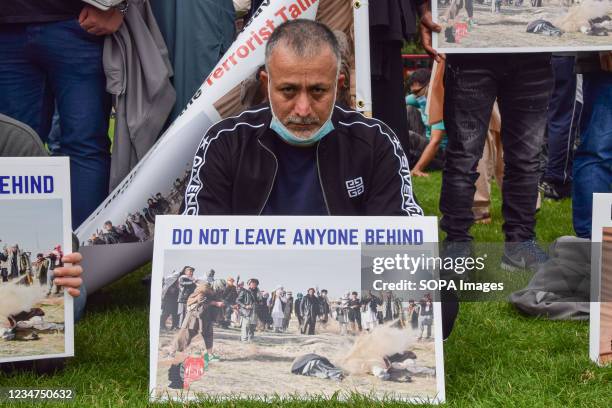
[0,1,127,228]
[572,51,612,239]
[149,0,236,122]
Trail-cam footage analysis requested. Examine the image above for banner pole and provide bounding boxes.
[353,0,372,117]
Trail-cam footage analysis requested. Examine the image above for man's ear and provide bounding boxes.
[260,70,268,84]
[337,73,345,90]
[259,70,269,102]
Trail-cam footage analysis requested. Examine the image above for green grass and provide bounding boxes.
[1,172,610,407]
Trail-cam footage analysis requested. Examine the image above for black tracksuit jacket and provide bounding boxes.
[182,104,423,217]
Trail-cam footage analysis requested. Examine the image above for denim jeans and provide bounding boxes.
[441,54,553,242]
[544,56,581,186]
[0,19,111,228]
[74,282,87,323]
[572,72,612,239]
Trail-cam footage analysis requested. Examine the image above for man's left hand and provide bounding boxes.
[418,2,443,63]
[54,252,83,298]
[79,5,124,36]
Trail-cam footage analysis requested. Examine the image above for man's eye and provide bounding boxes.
[281,87,295,94]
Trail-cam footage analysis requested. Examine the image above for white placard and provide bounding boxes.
[149,215,445,403]
[0,157,73,363]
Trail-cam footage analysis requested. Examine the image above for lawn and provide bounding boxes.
[1,172,610,407]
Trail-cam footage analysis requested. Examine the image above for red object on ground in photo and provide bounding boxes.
[454,23,468,43]
[182,357,205,389]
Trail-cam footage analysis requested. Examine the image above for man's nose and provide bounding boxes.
[293,92,312,117]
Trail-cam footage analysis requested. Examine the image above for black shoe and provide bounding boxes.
[445,26,456,43]
[501,240,549,272]
[539,181,571,200]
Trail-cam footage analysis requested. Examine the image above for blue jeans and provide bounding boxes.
[74,283,87,323]
[572,72,612,239]
[0,19,111,229]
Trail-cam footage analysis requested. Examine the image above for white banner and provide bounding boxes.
[77,0,369,293]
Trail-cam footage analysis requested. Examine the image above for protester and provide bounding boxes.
[405,68,447,176]
[149,0,236,121]
[0,2,127,228]
[541,55,581,200]
[180,18,460,340]
[572,51,612,238]
[440,52,554,272]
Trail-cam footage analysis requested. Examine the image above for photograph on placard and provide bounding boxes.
[434,1,612,53]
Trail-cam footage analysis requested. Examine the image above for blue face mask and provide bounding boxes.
[416,95,427,109]
[270,115,334,146]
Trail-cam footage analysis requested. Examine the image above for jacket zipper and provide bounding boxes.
[257,138,278,215]
[316,143,331,215]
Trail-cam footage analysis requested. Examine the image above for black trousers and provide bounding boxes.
[440,54,553,242]
[303,316,316,335]
[544,56,580,186]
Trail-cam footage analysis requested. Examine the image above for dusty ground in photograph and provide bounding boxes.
[437,2,612,49]
[0,297,65,359]
[155,319,438,400]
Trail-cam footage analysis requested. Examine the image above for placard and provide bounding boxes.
[0,157,73,363]
[149,215,445,402]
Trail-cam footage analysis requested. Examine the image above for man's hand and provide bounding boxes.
[79,5,124,36]
[411,169,430,177]
[418,2,443,63]
[53,252,83,298]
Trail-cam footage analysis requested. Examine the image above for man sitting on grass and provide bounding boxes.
[181,19,458,340]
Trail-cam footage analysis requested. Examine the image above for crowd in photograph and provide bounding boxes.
[87,170,190,246]
[0,243,64,296]
[160,266,436,361]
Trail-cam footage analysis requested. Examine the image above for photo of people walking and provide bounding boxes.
[0,199,69,362]
[152,248,442,401]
